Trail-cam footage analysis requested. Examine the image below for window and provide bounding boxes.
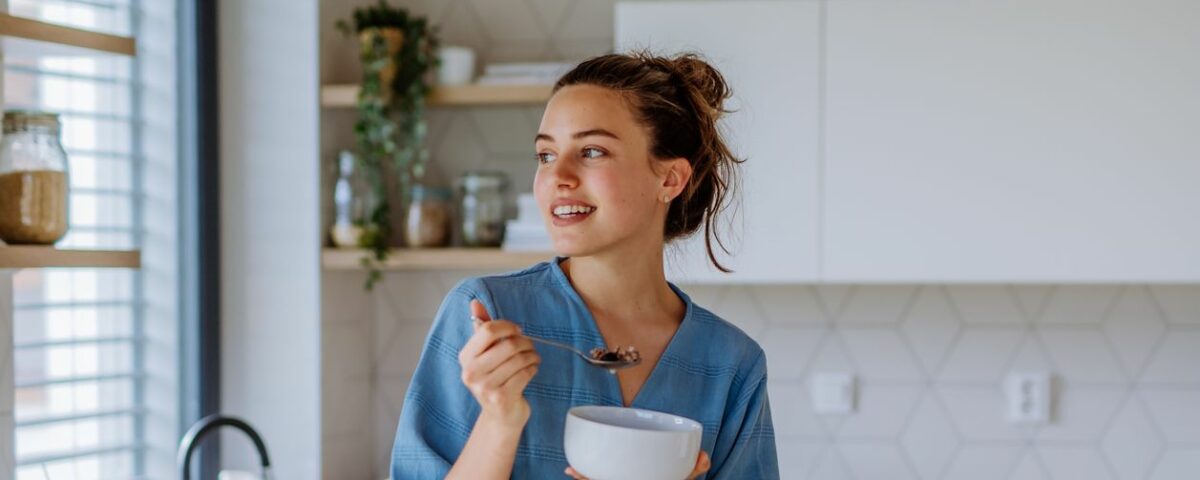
[6,1,177,478]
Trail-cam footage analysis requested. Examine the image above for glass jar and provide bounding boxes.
[330,150,374,248]
[458,170,508,247]
[0,111,70,245]
[404,184,451,248]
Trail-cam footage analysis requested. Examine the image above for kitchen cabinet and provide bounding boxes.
[616,1,822,283]
[823,0,1200,282]
[612,0,1198,284]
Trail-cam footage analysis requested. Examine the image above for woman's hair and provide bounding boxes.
[554,51,742,272]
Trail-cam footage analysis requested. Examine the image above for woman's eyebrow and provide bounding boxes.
[535,129,621,144]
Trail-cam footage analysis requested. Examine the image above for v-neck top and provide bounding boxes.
[390,259,779,479]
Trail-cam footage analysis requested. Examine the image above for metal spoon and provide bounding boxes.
[471,316,641,372]
[527,335,642,372]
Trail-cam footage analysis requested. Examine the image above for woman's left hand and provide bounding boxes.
[564,450,711,479]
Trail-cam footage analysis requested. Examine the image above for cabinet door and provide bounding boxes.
[824,0,1200,282]
[615,1,821,283]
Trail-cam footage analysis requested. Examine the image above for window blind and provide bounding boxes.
[6,0,147,478]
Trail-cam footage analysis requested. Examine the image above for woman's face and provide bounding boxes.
[534,84,675,258]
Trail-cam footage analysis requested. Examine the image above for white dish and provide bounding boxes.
[564,406,702,480]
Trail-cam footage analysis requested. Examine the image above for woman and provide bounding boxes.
[391,51,779,479]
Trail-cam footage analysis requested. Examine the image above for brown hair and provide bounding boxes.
[554,51,742,272]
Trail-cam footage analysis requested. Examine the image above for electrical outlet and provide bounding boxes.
[810,372,855,415]
[1005,372,1051,425]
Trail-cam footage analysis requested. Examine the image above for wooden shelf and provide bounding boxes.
[322,248,553,271]
[0,13,136,56]
[0,246,141,269]
[321,84,552,108]
[320,84,359,107]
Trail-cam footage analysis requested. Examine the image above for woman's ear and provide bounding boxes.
[662,157,693,199]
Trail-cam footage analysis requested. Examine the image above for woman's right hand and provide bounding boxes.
[458,299,542,429]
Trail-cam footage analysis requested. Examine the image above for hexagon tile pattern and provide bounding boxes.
[319,274,1200,480]
[317,1,1200,479]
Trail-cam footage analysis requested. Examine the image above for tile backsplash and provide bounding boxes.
[322,273,1200,479]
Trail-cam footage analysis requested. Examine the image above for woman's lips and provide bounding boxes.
[550,203,595,227]
[551,210,592,227]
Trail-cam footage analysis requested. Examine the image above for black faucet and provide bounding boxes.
[177,415,272,480]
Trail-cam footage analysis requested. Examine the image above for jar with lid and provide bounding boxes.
[0,111,70,245]
[330,150,374,248]
[457,170,508,247]
[403,184,451,248]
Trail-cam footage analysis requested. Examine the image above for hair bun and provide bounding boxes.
[669,53,732,115]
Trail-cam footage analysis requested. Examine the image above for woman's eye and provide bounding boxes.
[536,152,557,164]
[581,147,605,159]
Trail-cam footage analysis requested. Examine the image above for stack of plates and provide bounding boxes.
[503,193,552,252]
[476,61,577,86]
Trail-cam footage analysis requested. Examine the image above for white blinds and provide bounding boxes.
[6,0,146,478]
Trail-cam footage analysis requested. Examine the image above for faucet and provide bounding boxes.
[178,415,272,480]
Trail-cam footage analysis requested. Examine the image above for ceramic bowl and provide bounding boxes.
[564,406,702,480]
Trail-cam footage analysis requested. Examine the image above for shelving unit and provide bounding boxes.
[0,246,141,269]
[0,13,136,56]
[321,83,552,108]
[322,248,553,271]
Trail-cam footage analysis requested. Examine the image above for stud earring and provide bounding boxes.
[663,195,671,203]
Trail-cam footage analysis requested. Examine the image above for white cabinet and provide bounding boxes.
[823,0,1200,282]
[615,0,1200,284]
[616,1,822,283]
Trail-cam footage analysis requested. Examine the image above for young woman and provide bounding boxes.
[391,51,779,479]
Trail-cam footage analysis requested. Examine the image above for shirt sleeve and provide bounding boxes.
[390,279,493,480]
[707,350,780,479]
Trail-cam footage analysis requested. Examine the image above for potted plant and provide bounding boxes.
[337,0,439,289]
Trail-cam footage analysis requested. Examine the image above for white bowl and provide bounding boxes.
[564,406,702,480]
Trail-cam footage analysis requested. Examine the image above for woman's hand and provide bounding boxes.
[564,451,711,479]
[458,299,541,429]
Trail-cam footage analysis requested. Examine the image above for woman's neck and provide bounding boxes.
[561,247,684,328]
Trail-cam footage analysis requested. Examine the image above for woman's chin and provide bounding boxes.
[550,237,597,258]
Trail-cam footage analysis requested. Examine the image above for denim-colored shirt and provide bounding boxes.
[390,259,779,479]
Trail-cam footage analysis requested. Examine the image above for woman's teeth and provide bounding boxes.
[552,205,596,217]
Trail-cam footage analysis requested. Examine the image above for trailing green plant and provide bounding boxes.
[337,0,439,289]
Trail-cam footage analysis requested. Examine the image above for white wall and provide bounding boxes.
[220,0,322,477]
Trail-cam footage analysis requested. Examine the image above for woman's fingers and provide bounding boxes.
[500,363,539,391]
[470,299,491,322]
[484,348,541,388]
[459,319,520,362]
[686,451,712,479]
[473,335,535,374]
[470,299,491,328]
[564,467,588,479]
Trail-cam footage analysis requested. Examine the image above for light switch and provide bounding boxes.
[1005,372,1052,424]
[810,373,855,415]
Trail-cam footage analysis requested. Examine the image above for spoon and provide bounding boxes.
[527,335,642,372]
[471,316,641,372]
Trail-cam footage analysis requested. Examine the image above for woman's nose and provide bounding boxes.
[547,158,579,190]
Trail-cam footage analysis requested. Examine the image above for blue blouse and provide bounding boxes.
[390,259,779,479]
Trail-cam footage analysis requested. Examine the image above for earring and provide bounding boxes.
[663,195,671,203]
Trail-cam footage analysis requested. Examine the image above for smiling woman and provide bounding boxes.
[389,51,778,480]
[536,52,742,273]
